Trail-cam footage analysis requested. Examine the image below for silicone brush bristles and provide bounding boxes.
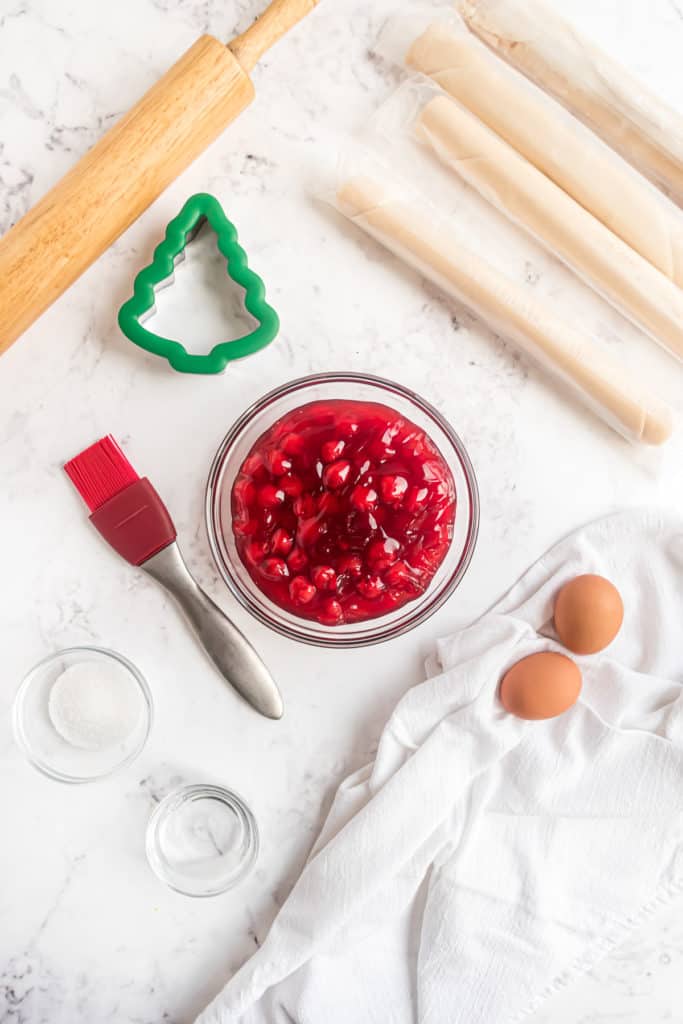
[64,435,140,513]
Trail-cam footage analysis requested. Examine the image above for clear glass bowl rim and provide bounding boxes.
[205,371,480,648]
[12,645,153,784]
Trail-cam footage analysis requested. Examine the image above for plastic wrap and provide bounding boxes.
[376,15,683,287]
[456,0,683,206]
[331,149,673,446]
[400,80,683,363]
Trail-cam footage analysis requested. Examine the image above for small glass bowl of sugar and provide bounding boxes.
[13,646,152,783]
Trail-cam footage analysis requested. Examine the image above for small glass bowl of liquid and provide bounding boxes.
[146,784,259,896]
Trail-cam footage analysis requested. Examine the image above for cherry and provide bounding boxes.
[432,482,452,506]
[371,444,396,464]
[293,493,316,518]
[384,561,420,591]
[422,459,448,485]
[311,565,337,592]
[297,516,326,547]
[283,433,305,456]
[318,598,344,625]
[404,486,429,512]
[369,427,400,462]
[350,485,378,512]
[279,475,304,498]
[367,538,400,572]
[267,449,293,476]
[233,476,256,509]
[289,576,316,605]
[245,539,269,565]
[271,528,294,556]
[261,557,289,581]
[411,546,442,573]
[380,474,408,505]
[423,526,445,549]
[382,589,406,610]
[356,574,385,600]
[400,432,425,458]
[344,600,364,622]
[337,554,363,578]
[233,516,258,537]
[287,547,308,573]
[321,438,346,463]
[337,417,360,439]
[242,452,264,477]
[258,484,286,508]
[322,460,352,489]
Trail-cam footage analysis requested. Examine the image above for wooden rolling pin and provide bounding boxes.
[0,0,319,356]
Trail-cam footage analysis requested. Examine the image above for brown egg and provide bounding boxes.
[554,574,624,655]
[499,652,582,720]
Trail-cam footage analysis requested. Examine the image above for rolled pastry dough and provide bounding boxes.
[457,0,683,206]
[407,22,683,287]
[337,177,672,445]
[416,95,683,363]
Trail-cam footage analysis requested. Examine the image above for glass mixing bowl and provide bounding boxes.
[206,372,479,648]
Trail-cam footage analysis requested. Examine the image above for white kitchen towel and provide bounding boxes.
[198,509,683,1024]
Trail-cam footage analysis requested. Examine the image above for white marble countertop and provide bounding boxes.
[2,1,683,1021]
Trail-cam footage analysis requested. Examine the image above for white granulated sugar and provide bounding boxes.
[48,661,142,751]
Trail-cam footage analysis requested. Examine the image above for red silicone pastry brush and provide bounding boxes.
[64,435,283,719]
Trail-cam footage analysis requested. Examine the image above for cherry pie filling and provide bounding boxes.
[230,400,456,625]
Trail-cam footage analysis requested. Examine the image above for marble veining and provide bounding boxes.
[1,0,683,1022]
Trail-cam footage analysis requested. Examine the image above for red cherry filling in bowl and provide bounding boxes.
[231,400,456,625]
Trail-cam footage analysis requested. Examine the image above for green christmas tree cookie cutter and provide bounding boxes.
[118,192,279,375]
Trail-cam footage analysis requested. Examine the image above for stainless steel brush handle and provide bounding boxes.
[143,543,283,719]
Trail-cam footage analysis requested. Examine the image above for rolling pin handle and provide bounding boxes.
[229,0,320,72]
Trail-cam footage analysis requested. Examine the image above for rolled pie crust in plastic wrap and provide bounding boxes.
[334,171,672,445]
[457,0,683,206]
[403,20,683,287]
[414,92,683,364]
